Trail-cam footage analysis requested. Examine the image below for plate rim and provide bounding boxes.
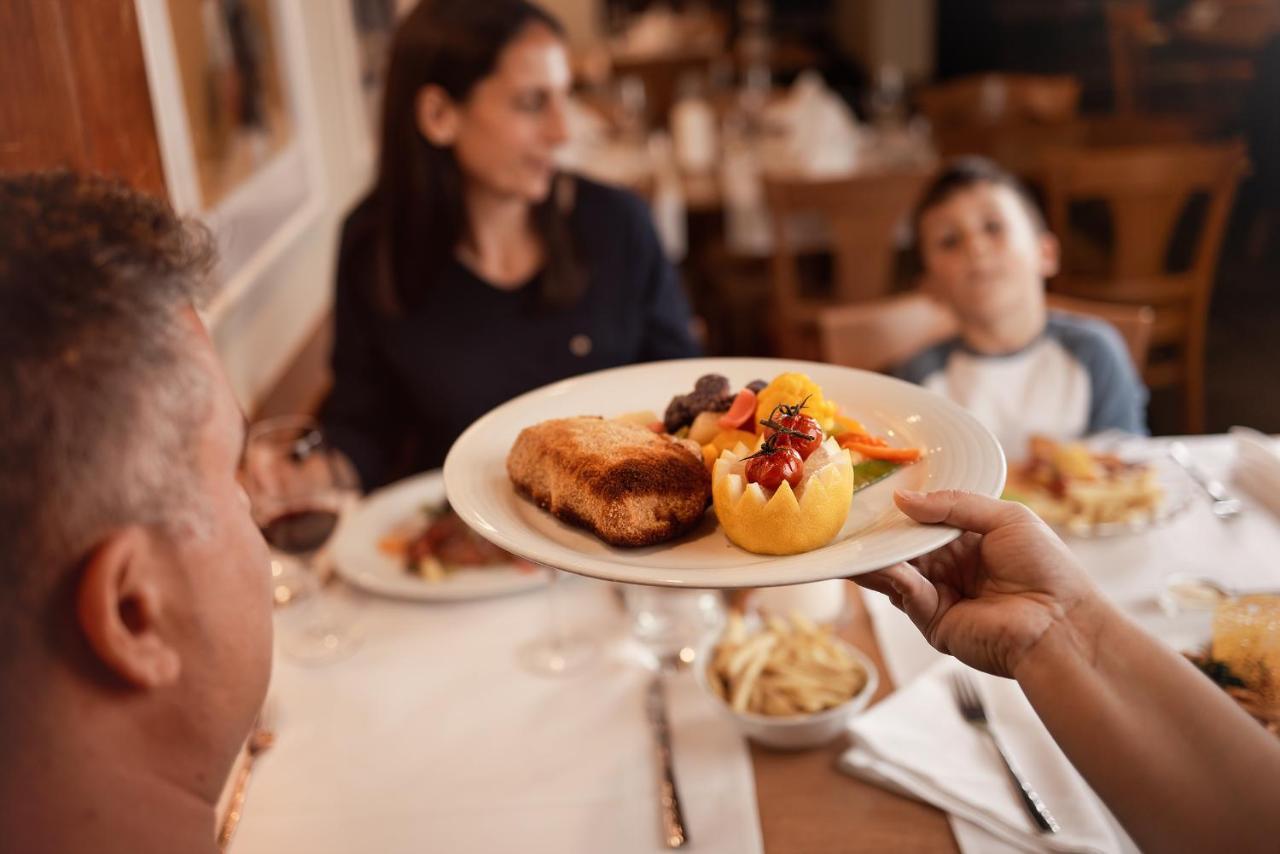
[443,357,1007,588]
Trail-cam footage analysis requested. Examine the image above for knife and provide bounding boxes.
[646,673,690,848]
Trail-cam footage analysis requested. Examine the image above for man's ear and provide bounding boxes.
[1038,230,1061,280]
[76,528,181,688]
[415,85,460,147]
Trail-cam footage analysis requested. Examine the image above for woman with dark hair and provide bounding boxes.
[322,0,701,489]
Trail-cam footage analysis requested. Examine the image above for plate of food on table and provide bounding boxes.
[329,470,548,601]
[1003,435,1192,537]
[443,358,1006,588]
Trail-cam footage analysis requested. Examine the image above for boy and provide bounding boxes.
[893,157,1147,454]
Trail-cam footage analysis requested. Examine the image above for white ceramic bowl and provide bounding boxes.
[694,631,879,751]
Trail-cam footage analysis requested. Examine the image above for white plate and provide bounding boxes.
[329,470,550,601]
[443,358,1006,589]
[1008,445,1194,538]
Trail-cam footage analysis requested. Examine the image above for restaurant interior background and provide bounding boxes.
[3,0,1276,437]
[4,2,1280,853]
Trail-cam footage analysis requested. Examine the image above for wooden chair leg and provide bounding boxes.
[1184,343,1205,435]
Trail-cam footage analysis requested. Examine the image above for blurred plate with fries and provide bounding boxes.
[696,612,878,750]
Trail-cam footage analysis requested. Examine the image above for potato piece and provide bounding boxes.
[688,410,726,445]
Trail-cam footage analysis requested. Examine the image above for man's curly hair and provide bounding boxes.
[0,172,218,655]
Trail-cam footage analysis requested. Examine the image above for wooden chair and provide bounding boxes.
[1042,141,1249,433]
[1105,0,1265,122]
[931,113,1203,186]
[816,293,958,373]
[1045,293,1155,375]
[763,168,934,359]
[816,293,1152,377]
[916,74,1081,129]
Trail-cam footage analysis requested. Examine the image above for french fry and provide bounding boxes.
[706,613,868,717]
[731,641,773,712]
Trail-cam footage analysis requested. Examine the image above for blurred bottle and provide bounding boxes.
[648,131,687,260]
[671,72,717,174]
[868,64,907,131]
[617,74,648,146]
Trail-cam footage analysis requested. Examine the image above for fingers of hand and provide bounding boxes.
[861,561,941,635]
[894,489,1033,535]
[852,569,905,610]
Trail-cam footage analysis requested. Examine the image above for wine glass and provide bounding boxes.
[517,566,598,677]
[241,415,361,665]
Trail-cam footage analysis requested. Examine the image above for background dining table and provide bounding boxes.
[228,433,1279,853]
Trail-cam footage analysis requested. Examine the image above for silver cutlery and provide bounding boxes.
[952,673,1060,835]
[1168,441,1243,519]
[646,663,690,849]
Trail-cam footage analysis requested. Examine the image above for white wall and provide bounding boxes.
[211,0,374,410]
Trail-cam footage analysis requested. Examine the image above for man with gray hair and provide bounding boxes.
[0,172,273,854]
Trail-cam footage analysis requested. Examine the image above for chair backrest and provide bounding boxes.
[931,114,1201,184]
[816,293,959,373]
[917,74,1081,129]
[1045,293,1155,375]
[1042,141,1248,305]
[1044,142,1246,433]
[763,168,933,312]
[818,292,1154,377]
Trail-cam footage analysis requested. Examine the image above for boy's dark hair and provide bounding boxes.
[908,157,1046,273]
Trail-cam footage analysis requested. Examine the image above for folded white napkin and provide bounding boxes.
[838,658,1120,854]
[1231,426,1280,518]
[761,71,861,177]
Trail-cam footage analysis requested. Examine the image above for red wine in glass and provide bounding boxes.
[260,508,340,557]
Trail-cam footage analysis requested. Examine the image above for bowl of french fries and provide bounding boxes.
[696,611,878,750]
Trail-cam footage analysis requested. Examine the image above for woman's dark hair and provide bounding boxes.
[908,156,1046,275]
[372,0,581,313]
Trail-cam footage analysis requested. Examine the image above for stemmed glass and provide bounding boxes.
[518,566,598,676]
[241,416,361,665]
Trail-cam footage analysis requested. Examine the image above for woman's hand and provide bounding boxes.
[855,489,1103,678]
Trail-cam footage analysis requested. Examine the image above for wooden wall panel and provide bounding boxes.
[0,0,166,198]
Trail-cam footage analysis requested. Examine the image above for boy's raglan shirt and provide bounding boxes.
[892,312,1149,455]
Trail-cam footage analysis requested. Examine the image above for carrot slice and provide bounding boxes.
[839,440,921,463]
[647,421,667,434]
[718,388,758,430]
[837,432,888,448]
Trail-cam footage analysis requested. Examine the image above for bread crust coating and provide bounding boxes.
[507,416,711,547]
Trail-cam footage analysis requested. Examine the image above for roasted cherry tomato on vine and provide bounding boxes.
[768,413,821,458]
[745,445,804,491]
[762,399,822,460]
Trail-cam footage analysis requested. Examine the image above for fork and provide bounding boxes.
[1168,441,1243,520]
[951,673,1060,835]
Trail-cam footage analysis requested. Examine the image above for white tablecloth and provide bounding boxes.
[234,436,1276,853]
[232,577,762,854]
[863,434,1280,854]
